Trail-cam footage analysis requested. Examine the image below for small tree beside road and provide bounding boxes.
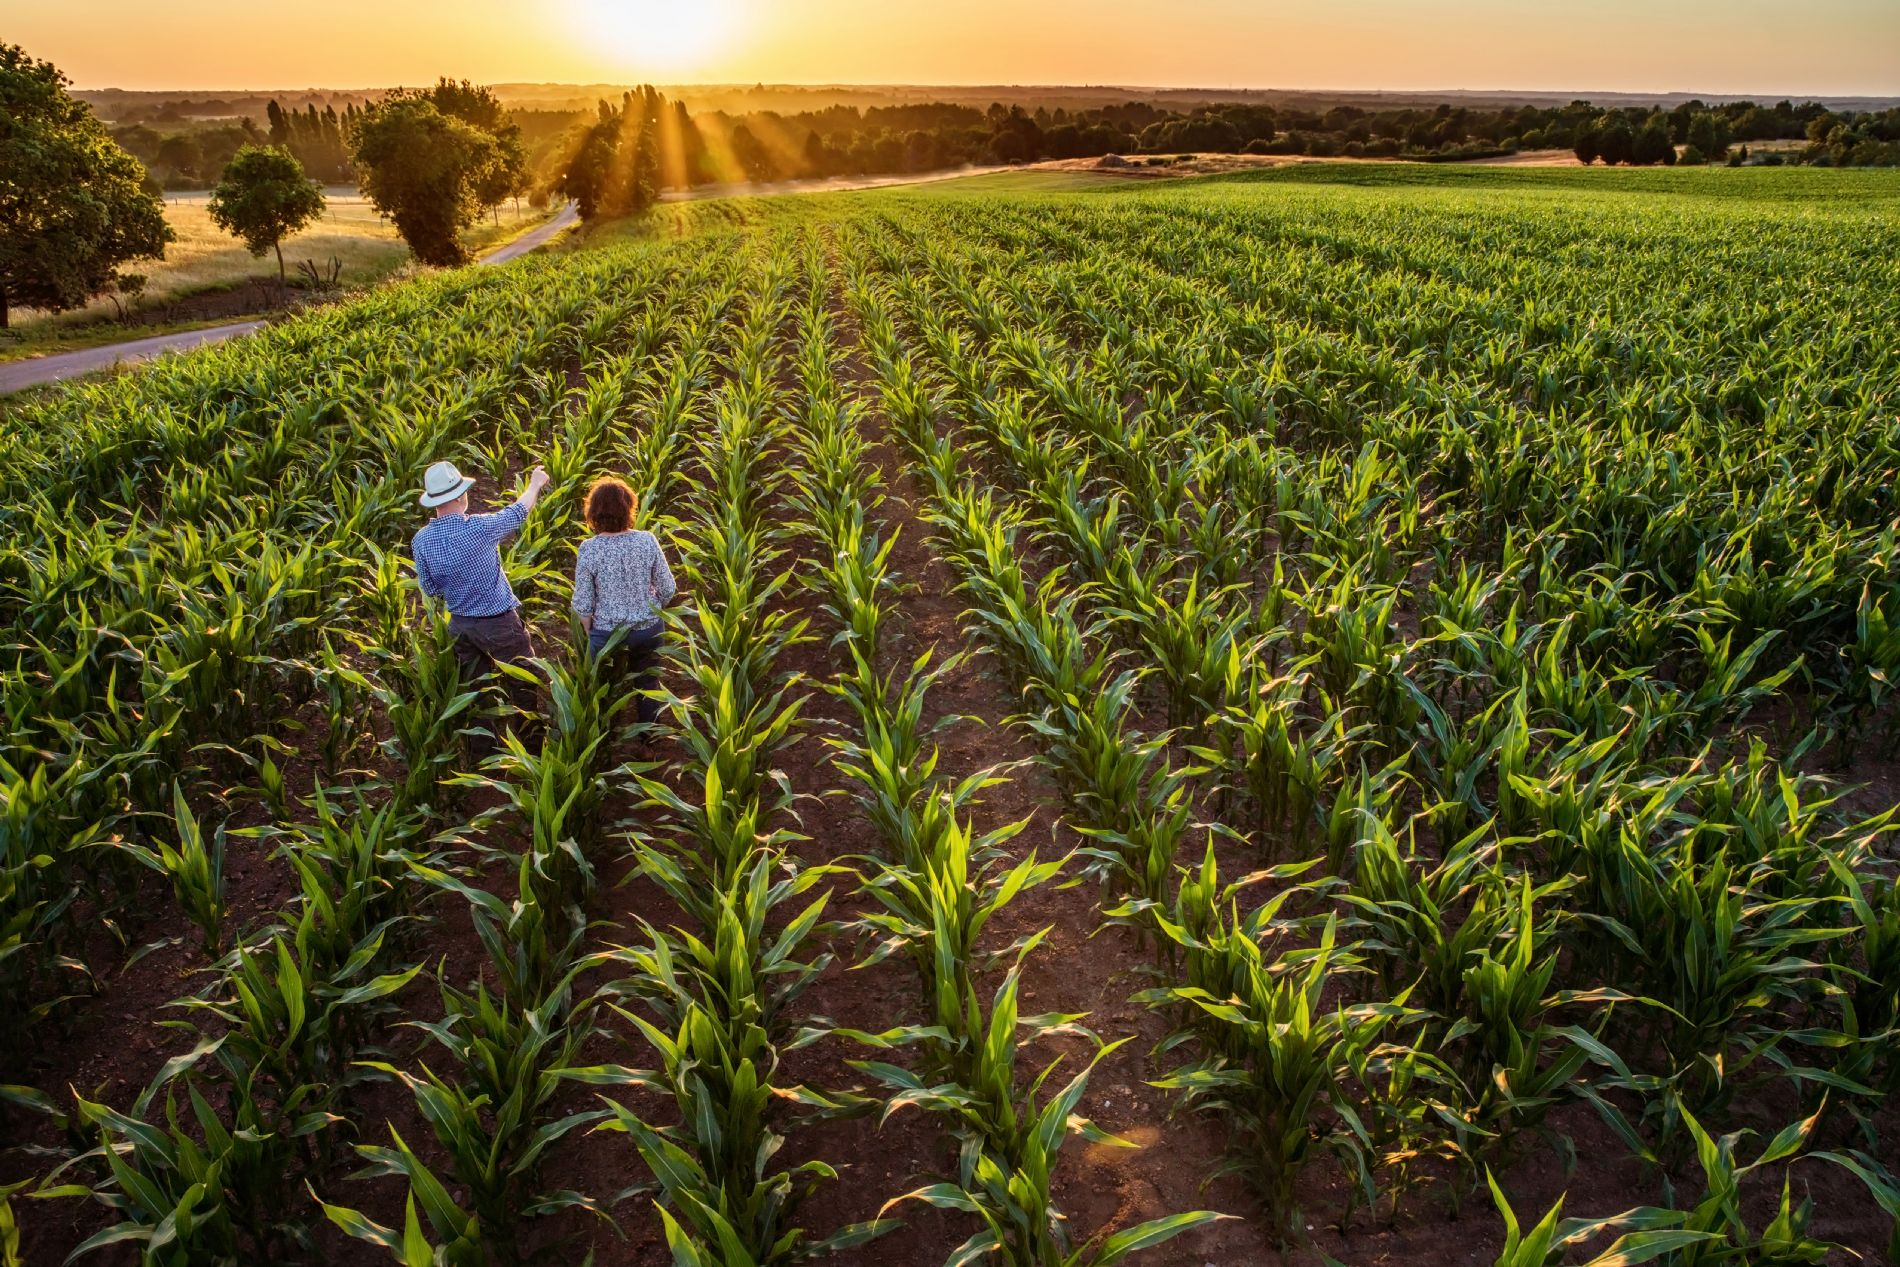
[208,145,326,284]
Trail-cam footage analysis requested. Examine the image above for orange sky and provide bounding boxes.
[14,0,1900,96]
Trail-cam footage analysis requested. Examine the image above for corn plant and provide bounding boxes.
[42,1080,304,1263]
[0,753,105,1032]
[113,785,227,956]
[1809,857,1900,1118]
[0,1181,21,1267]
[1194,661,1351,857]
[852,813,1057,1053]
[868,968,1229,1267]
[319,1129,484,1267]
[1568,1105,1900,1264]
[334,606,480,819]
[1483,1170,1711,1267]
[1570,818,1845,1153]
[1452,878,1593,1152]
[1141,915,1416,1241]
[591,876,849,1264]
[1340,816,1511,1019]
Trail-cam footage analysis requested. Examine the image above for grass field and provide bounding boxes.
[3,163,1900,1267]
[0,193,550,360]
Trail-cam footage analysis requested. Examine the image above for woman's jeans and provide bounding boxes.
[590,621,665,724]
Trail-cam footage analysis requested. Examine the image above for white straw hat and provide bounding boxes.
[418,460,476,508]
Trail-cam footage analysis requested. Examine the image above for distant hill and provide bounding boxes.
[74,83,1900,123]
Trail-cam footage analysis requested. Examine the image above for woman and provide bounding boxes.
[572,476,677,723]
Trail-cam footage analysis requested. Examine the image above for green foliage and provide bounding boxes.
[421,78,528,213]
[115,784,226,956]
[350,96,500,266]
[559,86,672,221]
[0,43,171,325]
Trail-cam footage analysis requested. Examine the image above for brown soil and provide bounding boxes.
[1461,149,1586,167]
[1033,153,1449,182]
[123,279,310,327]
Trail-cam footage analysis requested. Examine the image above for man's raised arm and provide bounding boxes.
[476,465,552,539]
[518,465,552,511]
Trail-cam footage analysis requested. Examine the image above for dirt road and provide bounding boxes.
[659,165,1015,202]
[0,202,580,396]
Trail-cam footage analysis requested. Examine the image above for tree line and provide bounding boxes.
[550,85,852,221]
[265,99,362,183]
[555,87,689,219]
[641,95,1898,178]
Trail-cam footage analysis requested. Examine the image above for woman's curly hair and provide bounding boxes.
[584,476,636,534]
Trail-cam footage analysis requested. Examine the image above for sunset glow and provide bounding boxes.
[10,0,1898,94]
[569,0,744,73]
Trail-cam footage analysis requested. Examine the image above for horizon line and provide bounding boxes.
[70,79,1900,102]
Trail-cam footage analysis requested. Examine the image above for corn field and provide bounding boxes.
[3,163,1900,1266]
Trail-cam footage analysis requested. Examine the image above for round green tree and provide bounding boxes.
[0,43,171,328]
[350,97,498,266]
[207,145,325,284]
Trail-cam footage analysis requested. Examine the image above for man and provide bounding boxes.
[413,459,551,702]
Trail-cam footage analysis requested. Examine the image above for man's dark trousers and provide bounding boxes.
[450,609,538,717]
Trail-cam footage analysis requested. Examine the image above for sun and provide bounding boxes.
[573,0,742,73]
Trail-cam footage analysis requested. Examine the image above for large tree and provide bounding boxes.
[208,145,325,283]
[988,106,1044,163]
[0,44,171,328]
[622,88,664,207]
[556,88,672,221]
[728,122,777,182]
[671,99,710,187]
[557,102,620,221]
[350,96,498,266]
[1687,111,1733,161]
[1632,120,1677,166]
[1595,119,1636,166]
[1573,126,1602,165]
[422,79,527,221]
[154,133,202,183]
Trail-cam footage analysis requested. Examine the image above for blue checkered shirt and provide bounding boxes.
[413,501,530,618]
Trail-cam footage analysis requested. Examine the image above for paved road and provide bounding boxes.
[480,201,579,264]
[0,321,274,395]
[0,203,580,396]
